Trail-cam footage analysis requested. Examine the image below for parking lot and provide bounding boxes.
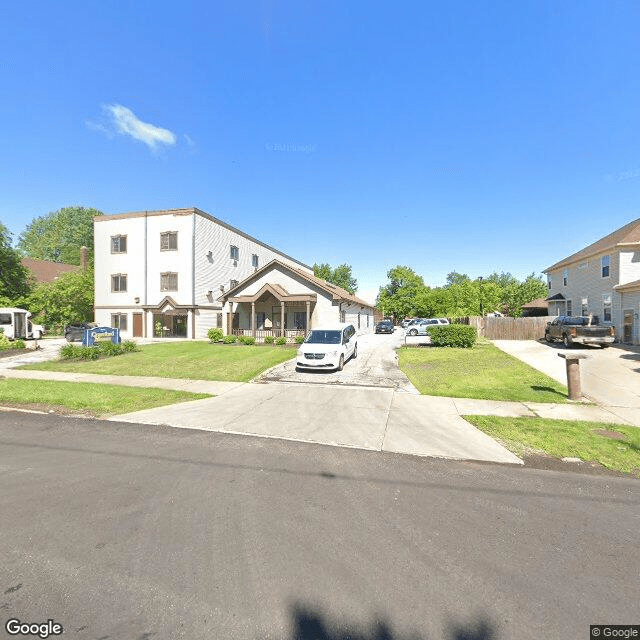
[260,328,418,392]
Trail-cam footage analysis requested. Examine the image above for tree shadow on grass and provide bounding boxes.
[289,604,497,640]
[530,385,567,399]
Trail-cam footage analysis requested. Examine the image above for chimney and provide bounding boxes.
[80,246,89,271]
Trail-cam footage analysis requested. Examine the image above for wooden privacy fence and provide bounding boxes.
[455,316,554,340]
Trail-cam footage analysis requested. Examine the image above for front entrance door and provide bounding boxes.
[623,310,633,343]
[133,313,143,337]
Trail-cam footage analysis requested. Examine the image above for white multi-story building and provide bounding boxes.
[94,207,375,340]
[544,217,640,344]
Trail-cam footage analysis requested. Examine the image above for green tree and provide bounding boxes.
[377,266,425,320]
[26,266,94,330]
[501,273,548,317]
[312,262,358,294]
[18,206,103,264]
[0,224,31,301]
[445,272,471,287]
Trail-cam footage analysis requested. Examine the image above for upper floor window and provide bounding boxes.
[111,235,127,254]
[252,254,259,268]
[230,279,239,289]
[160,231,178,251]
[111,274,127,292]
[601,255,610,278]
[230,245,239,261]
[160,272,178,291]
[562,268,568,287]
[547,276,552,290]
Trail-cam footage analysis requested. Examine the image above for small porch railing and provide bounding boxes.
[231,329,306,341]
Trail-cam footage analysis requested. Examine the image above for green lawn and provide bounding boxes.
[465,415,640,477]
[20,342,297,382]
[398,341,568,403]
[0,378,210,417]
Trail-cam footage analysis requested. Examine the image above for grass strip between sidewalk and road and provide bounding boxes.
[0,378,210,417]
[465,415,640,477]
[398,340,568,403]
[19,342,298,382]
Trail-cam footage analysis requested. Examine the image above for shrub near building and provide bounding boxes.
[428,324,477,348]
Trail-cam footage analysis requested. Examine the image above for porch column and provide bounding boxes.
[280,301,285,337]
[305,300,310,333]
[251,302,256,338]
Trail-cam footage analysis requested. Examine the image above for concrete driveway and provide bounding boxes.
[0,337,67,370]
[260,329,418,393]
[494,339,640,425]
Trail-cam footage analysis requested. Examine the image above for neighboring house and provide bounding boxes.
[21,258,78,284]
[218,259,376,337]
[520,298,549,317]
[94,207,373,340]
[544,218,640,344]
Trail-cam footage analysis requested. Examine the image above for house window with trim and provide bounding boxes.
[230,279,239,289]
[111,235,127,253]
[547,276,552,290]
[256,312,266,330]
[603,294,612,322]
[216,313,223,327]
[230,245,239,261]
[581,297,588,316]
[111,313,128,331]
[566,300,572,316]
[252,254,259,268]
[563,269,568,287]
[601,255,610,278]
[160,231,178,251]
[111,274,127,292]
[160,272,178,291]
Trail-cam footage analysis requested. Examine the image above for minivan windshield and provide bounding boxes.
[304,330,341,344]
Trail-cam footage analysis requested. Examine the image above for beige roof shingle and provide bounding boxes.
[544,218,640,272]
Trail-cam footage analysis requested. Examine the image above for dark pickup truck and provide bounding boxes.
[544,316,615,348]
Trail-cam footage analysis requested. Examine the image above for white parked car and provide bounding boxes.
[296,323,358,371]
[406,318,450,336]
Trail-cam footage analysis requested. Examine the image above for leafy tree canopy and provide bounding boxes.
[26,266,94,330]
[0,224,31,301]
[18,206,103,265]
[312,262,358,294]
[377,266,425,320]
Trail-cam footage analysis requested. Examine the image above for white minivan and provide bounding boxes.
[296,323,358,371]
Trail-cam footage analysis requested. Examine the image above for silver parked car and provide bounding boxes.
[406,318,450,336]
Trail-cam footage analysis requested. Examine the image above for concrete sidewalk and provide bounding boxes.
[3,368,639,464]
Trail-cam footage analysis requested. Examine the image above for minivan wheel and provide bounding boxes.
[337,354,344,371]
[409,328,418,336]
[545,332,552,343]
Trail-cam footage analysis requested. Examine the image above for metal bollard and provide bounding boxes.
[558,352,588,401]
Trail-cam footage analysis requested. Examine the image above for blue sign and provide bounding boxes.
[82,326,121,346]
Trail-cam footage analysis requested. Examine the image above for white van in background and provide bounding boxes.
[0,308,45,340]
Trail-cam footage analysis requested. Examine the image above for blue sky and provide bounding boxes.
[1,1,640,304]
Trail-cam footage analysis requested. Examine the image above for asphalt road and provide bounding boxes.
[260,329,418,392]
[1,412,638,640]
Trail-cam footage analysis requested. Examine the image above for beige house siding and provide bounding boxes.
[619,249,640,285]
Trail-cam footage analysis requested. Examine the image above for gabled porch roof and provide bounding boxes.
[227,282,317,304]
[142,295,194,311]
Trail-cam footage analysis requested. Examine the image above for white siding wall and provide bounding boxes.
[342,301,374,334]
[95,209,312,339]
[619,249,640,285]
[618,291,640,344]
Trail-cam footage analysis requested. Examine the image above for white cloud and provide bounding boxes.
[101,104,177,151]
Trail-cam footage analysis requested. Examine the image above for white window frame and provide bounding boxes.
[111,235,127,254]
[581,297,588,316]
[601,255,610,278]
[230,245,239,261]
[603,294,612,322]
[160,231,178,251]
[111,313,128,330]
[563,268,568,287]
[111,274,127,292]
[252,254,259,268]
[566,299,572,316]
[160,272,178,292]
